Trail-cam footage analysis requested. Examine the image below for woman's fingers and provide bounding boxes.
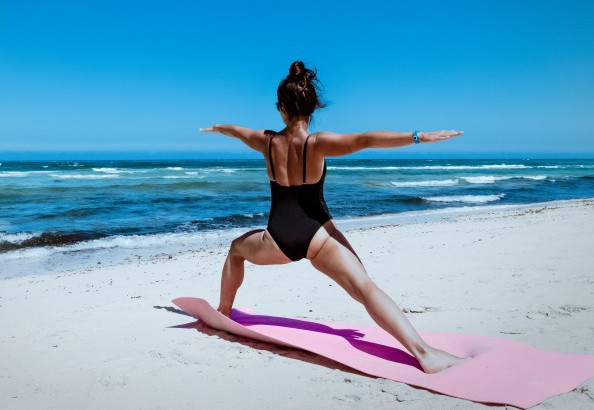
[421,130,463,143]
[440,130,463,139]
[199,126,214,133]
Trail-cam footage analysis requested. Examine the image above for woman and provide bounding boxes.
[200,61,466,374]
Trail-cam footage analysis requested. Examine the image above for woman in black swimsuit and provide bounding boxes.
[200,61,466,373]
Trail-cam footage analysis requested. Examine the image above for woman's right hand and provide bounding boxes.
[199,125,218,133]
[420,130,463,143]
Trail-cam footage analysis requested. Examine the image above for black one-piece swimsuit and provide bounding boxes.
[266,131,332,261]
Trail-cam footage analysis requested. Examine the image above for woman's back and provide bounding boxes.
[265,129,332,262]
[265,130,325,186]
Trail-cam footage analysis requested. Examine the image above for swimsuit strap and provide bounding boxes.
[303,134,311,183]
[268,133,276,181]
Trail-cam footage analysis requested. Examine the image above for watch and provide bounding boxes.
[413,130,420,144]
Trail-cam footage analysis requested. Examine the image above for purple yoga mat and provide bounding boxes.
[172,297,594,409]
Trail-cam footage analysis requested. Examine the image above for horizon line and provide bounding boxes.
[1,152,593,161]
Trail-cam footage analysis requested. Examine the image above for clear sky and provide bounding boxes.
[1,0,593,159]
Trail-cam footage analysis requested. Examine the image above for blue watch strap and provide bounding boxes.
[413,130,419,144]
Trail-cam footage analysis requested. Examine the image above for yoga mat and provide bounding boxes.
[172,297,594,409]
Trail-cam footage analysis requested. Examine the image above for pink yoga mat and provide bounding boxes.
[172,297,594,409]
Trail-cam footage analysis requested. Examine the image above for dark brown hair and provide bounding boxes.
[276,61,327,122]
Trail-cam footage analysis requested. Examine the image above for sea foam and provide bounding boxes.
[0,171,53,177]
[390,179,458,187]
[50,174,119,179]
[423,194,506,203]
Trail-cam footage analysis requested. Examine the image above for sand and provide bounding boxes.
[1,198,593,410]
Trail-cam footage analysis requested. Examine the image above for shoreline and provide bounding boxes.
[1,197,593,280]
[334,197,594,230]
[0,196,593,408]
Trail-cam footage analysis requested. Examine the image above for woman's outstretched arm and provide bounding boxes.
[200,124,268,153]
[316,130,463,157]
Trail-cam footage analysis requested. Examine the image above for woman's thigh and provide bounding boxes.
[232,228,292,265]
[308,235,372,302]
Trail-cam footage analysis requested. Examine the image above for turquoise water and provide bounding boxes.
[1,158,593,254]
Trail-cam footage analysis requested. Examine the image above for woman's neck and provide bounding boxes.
[283,117,309,135]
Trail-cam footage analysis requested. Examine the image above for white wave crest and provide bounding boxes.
[423,194,506,203]
[0,229,248,262]
[0,232,39,243]
[91,167,139,174]
[241,212,265,218]
[50,174,118,179]
[478,164,527,169]
[0,171,30,177]
[198,167,242,173]
[0,171,53,177]
[329,164,529,171]
[463,176,512,184]
[92,167,119,173]
[0,247,53,260]
[462,175,547,184]
[166,167,184,171]
[390,179,458,187]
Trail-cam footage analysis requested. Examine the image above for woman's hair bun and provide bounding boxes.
[289,61,305,78]
[277,60,327,121]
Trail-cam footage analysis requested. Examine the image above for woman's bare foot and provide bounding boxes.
[217,305,231,318]
[417,346,470,374]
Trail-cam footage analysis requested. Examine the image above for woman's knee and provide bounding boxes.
[229,237,246,260]
[229,229,263,259]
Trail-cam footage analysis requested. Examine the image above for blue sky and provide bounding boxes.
[1,0,593,159]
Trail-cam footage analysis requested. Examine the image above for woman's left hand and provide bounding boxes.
[419,130,463,143]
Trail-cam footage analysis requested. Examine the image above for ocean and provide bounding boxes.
[0,158,593,274]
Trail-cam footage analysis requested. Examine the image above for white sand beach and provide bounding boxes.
[1,198,593,410]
